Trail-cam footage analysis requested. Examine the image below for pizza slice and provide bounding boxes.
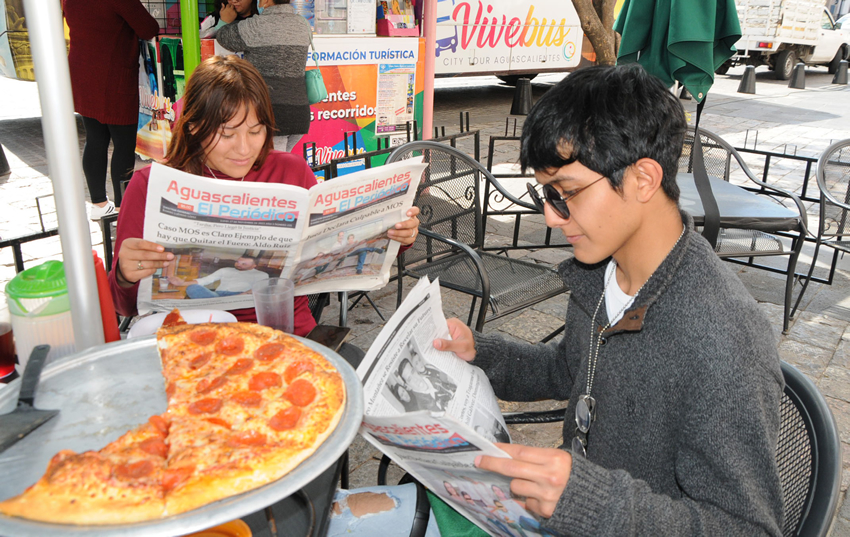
[0,416,170,524]
[158,323,347,515]
[157,323,265,397]
[162,416,309,516]
[161,309,187,329]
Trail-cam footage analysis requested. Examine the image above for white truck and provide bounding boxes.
[722,0,850,80]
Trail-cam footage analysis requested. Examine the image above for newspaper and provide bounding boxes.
[357,277,552,537]
[137,158,426,314]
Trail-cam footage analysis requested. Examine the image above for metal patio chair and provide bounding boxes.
[791,139,850,318]
[387,141,568,332]
[680,127,808,333]
[777,361,842,537]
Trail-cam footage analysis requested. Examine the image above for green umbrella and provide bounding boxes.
[614,0,741,102]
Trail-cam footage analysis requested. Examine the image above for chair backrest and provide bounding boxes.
[387,141,484,265]
[680,127,760,185]
[777,361,842,537]
[307,293,330,323]
[815,139,850,241]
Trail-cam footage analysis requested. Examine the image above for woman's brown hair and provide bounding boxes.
[165,55,275,176]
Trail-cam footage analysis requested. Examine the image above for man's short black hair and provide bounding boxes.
[520,64,686,202]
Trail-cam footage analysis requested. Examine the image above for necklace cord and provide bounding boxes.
[585,224,687,398]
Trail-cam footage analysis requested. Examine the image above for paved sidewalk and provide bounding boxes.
[3,65,850,534]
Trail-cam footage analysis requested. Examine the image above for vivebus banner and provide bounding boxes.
[432,0,583,75]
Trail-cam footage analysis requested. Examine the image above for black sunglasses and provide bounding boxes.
[526,176,607,220]
[572,395,595,457]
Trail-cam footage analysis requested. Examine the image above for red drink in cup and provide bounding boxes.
[0,321,15,381]
[0,297,16,382]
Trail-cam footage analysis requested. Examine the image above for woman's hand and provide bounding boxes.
[433,318,476,361]
[388,207,420,246]
[220,3,237,23]
[475,443,572,518]
[116,238,174,288]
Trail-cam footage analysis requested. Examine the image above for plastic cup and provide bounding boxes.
[159,277,170,291]
[252,278,295,334]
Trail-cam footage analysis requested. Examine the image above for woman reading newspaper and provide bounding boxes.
[108,56,420,338]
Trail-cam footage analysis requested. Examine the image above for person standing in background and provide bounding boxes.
[216,0,312,153]
[63,0,159,220]
[210,0,258,30]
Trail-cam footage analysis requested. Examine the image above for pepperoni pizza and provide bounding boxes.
[0,311,346,524]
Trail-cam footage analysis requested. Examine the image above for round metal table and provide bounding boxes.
[0,336,364,537]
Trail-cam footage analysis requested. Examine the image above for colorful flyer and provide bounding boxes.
[375,63,415,136]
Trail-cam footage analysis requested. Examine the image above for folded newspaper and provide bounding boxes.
[137,158,426,314]
[357,277,555,537]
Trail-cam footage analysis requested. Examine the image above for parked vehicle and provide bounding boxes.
[836,12,850,36]
[721,0,850,80]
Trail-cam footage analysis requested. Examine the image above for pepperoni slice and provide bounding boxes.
[139,437,169,458]
[232,390,262,407]
[284,378,316,407]
[189,352,213,370]
[148,415,170,436]
[284,360,315,384]
[216,336,244,356]
[269,406,301,431]
[163,466,195,492]
[225,358,254,376]
[188,398,223,415]
[165,382,176,401]
[249,372,282,391]
[197,375,228,394]
[205,417,232,430]
[254,343,285,362]
[189,330,217,346]
[162,310,186,327]
[114,460,155,480]
[229,430,267,447]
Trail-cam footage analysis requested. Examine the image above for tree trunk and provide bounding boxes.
[573,0,619,66]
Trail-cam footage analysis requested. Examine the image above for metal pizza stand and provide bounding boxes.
[0,336,364,537]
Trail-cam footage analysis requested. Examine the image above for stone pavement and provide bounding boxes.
[4,65,850,533]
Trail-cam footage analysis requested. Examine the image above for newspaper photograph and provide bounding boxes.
[360,412,554,537]
[136,158,425,314]
[356,277,508,440]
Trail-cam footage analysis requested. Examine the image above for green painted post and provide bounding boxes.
[180,0,201,78]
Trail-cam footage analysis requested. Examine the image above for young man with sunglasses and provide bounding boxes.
[434,65,784,536]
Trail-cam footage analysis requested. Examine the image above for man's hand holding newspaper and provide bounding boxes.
[435,317,572,520]
[356,277,556,537]
[433,318,477,362]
